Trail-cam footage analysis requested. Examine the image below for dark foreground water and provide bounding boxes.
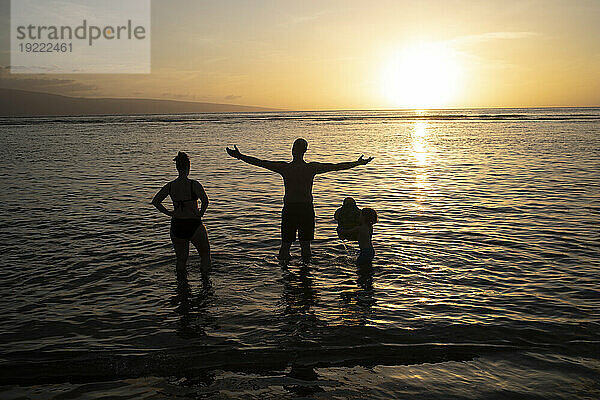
[0,108,599,398]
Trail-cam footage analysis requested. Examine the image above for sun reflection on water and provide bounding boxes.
[411,121,429,166]
[411,122,431,193]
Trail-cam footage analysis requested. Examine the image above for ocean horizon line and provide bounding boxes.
[2,106,599,125]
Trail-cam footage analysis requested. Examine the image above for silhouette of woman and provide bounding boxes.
[152,152,211,280]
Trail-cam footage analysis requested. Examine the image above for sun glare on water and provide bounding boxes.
[380,42,462,109]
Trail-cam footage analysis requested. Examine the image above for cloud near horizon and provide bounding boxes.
[0,66,97,93]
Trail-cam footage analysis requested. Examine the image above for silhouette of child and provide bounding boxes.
[340,208,378,266]
[334,197,361,241]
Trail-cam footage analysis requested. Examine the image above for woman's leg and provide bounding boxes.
[191,223,211,280]
[170,229,190,271]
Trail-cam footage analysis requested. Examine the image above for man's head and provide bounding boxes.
[292,138,308,158]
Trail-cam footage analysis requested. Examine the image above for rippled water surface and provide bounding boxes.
[0,108,599,397]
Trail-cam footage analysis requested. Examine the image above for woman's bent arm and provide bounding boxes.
[152,184,173,217]
[196,182,209,218]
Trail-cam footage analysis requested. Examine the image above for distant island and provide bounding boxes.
[0,88,277,117]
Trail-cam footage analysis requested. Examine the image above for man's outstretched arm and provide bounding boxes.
[226,145,285,173]
[314,155,374,174]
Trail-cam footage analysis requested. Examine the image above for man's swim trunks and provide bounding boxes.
[281,202,315,242]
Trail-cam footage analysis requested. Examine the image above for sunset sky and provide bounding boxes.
[1,0,599,110]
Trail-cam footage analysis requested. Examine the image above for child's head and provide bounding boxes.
[343,197,357,208]
[361,208,377,225]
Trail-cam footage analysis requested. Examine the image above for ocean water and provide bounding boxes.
[0,108,599,398]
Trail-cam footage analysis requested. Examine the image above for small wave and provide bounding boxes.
[403,214,447,221]
[2,319,596,385]
[0,342,521,385]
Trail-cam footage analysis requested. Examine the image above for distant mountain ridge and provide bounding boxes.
[0,88,277,117]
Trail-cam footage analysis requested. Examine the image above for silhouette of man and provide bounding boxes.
[226,138,373,263]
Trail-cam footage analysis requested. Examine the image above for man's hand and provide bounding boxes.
[357,155,374,165]
[224,147,284,172]
[226,145,242,159]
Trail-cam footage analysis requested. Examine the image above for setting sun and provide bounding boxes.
[380,42,463,109]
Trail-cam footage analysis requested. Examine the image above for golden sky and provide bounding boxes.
[1,0,599,109]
